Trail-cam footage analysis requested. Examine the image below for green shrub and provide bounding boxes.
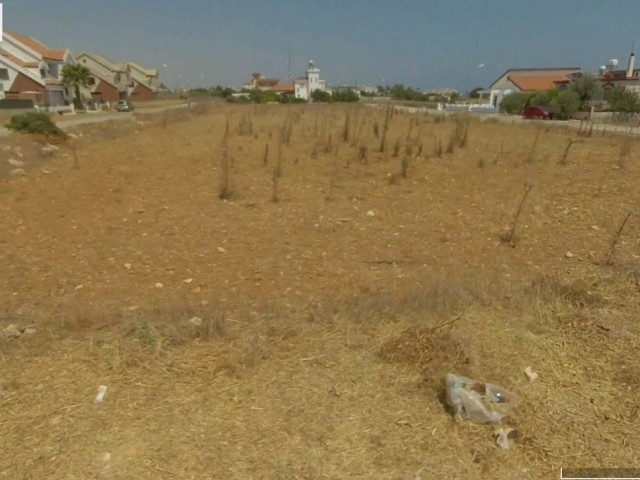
[500,92,532,114]
[311,90,332,103]
[5,111,66,138]
[549,91,580,120]
[332,89,360,103]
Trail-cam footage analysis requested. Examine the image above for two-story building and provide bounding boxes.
[76,52,130,105]
[0,31,74,108]
[126,61,159,101]
[76,53,159,105]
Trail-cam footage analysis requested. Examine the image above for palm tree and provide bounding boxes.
[62,63,91,110]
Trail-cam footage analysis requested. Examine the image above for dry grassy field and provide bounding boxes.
[1,104,639,479]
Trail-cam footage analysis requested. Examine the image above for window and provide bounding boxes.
[87,77,96,86]
[0,68,9,81]
[114,73,121,83]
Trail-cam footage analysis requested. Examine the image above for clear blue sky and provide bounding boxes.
[5,0,640,91]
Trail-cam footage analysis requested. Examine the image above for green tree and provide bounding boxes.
[61,63,91,109]
[500,92,532,114]
[549,90,580,119]
[311,89,332,103]
[529,90,552,106]
[332,89,359,102]
[569,74,603,108]
[469,87,484,99]
[605,87,640,114]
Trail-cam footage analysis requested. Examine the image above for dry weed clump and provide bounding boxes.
[378,327,473,386]
[450,115,469,151]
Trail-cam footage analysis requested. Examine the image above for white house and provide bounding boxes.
[0,31,75,108]
[294,60,329,100]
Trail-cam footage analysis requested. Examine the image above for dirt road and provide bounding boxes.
[0,102,189,138]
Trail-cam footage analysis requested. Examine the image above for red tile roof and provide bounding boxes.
[1,51,25,66]
[270,83,294,93]
[508,74,569,91]
[6,31,68,61]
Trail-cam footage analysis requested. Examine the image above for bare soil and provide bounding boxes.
[1,104,639,479]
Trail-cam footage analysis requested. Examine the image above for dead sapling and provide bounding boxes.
[271,163,281,203]
[434,138,443,158]
[358,145,368,164]
[71,143,80,169]
[373,119,380,139]
[501,180,536,247]
[379,105,392,153]
[326,158,339,201]
[605,210,635,265]
[526,130,542,163]
[342,113,351,143]
[392,138,401,157]
[618,137,633,169]
[263,143,269,166]
[218,145,233,200]
[558,139,574,165]
[400,155,410,178]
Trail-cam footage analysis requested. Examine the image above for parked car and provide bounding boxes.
[522,105,551,120]
[116,100,134,112]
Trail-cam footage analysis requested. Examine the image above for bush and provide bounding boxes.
[549,90,580,120]
[278,95,305,104]
[311,90,332,103]
[606,87,640,114]
[500,92,532,114]
[332,89,359,103]
[5,112,66,138]
[529,91,551,106]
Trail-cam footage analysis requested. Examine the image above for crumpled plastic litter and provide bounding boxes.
[445,373,514,424]
[493,427,518,449]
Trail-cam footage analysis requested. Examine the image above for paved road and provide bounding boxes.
[0,103,189,138]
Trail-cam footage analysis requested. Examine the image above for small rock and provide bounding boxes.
[7,158,25,168]
[124,263,132,269]
[524,366,538,382]
[2,324,22,339]
[217,247,226,253]
[154,282,164,288]
[24,327,36,335]
[565,251,574,258]
[591,225,600,231]
[10,168,26,177]
[366,210,376,217]
[41,144,59,152]
[183,278,193,284]
[98,452,111,473]
[75,284,84,290]
[189,317,203,326]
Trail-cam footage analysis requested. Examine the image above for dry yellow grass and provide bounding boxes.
[1,104,639,479]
